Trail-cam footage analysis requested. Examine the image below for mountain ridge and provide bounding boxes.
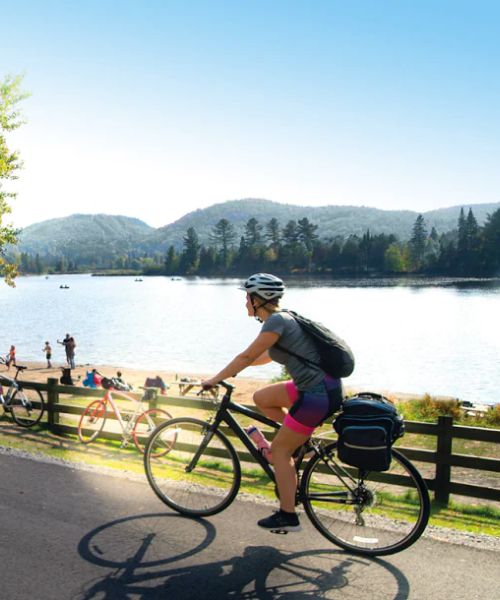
[14,198,500,257]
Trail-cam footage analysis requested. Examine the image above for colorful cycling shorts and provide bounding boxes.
[283,376,343,436]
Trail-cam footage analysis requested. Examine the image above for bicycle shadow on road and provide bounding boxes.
[76,513,410,600]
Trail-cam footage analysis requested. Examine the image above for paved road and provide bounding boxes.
[0,452,498,600]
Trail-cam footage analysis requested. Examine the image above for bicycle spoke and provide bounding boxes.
[301,442,430,556]
[144,417,241,517]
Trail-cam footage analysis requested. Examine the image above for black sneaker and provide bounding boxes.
[257,510,302,534]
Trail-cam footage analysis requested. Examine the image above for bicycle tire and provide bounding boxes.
[10,388,45,427]
[144,417,241,517]
[78,400,107,444]
[132,408,173,454]
[301,442,430,556]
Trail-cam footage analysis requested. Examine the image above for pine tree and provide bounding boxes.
[409,214,428,269]
[481,208,500,275]
[210,218,236,269]
[164,245,179,274]
[265,218,281,249]
[297,217,318,251]
[244,218,263,247]
[180,227,200,275]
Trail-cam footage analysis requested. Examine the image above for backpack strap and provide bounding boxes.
[273,310,322,371]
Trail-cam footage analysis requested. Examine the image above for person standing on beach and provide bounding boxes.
[43,341,52,368]
[57,334,76,369]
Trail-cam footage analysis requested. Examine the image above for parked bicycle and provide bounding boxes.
[144,381,430,556]
[78,383,173,453]
[0,360,46,427]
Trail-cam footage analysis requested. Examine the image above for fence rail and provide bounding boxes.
[8,377,500,506]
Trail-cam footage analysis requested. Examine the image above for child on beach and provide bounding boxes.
[6,345,16,370]
[43,341,52,368]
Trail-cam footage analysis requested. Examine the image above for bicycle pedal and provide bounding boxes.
[270,529,288,535]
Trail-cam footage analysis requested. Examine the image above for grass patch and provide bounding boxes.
[0,407,498,538]
[429,500,500,536]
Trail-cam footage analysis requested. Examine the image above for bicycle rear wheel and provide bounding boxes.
[10,388,45,427]
[301,442,430,556]
[144,417,241,517]
[132,408,172,454]
[78,400,107,443]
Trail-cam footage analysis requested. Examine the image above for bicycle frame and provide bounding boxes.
[200,385,357,498]
[0,376,18,408]
[99,390,150,438]
[202,386,283,483]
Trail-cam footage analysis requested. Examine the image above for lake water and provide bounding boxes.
[1,274,499,405]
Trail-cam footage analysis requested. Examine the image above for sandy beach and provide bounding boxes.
[2,359,439,405]
[3,360,266,404]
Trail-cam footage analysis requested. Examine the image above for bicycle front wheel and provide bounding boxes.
[10,388,45,427]
[301,442,430,556]
[78,400,107,443]
[132,408,172,454]
[144,417,241,517]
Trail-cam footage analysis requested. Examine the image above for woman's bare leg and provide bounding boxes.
[271,426,309,513]
[253,382,292,423]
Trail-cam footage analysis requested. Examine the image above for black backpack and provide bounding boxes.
[333,392,405,471]
[274,310,355,378]
[60,368,74,386]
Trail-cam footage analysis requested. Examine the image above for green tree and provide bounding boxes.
[384,243,406,272]
[0,74,29,285]
[164,245,179,274]
[244,217,263,247]
[409,214,428,269]
[210,218,236,269]
[198,245,217,275]
[265,217,281,250]
[297,217,318,251]
[482,208,500,275]
[179,227,200,274]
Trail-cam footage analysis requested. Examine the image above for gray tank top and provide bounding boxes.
[261,311,325,390]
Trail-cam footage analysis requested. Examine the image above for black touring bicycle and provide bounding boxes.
[144,381,430,556]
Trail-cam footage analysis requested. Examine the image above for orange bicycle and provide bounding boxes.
[78,384,172,454]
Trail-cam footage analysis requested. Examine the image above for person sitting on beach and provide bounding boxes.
[6,345,16,370]
[43,341,52,369]
[82,369,102,388]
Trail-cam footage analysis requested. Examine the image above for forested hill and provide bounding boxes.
[149,198,500,250]
[15,198,500,258]
[17,214,154,263]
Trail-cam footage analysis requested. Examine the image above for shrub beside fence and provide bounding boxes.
[15,378,500,507]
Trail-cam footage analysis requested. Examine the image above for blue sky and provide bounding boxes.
[2,0,499,228]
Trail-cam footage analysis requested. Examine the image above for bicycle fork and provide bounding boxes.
[185,425,215,473]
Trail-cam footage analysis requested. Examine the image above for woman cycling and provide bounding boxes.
[201,273,343,533]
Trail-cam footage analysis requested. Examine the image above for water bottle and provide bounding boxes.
[246,425,273,463]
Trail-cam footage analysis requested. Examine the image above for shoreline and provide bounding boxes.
[3,360,475,407]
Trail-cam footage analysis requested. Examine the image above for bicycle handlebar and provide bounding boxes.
[200,380,234,393]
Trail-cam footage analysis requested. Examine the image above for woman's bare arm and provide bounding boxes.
[202,331,278,386]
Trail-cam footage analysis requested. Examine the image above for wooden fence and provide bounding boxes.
[10,378,500,506]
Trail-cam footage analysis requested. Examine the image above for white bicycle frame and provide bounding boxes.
[99,389,159,444]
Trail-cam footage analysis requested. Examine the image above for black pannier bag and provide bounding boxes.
[333,392,405,471]
[275,310,355,378]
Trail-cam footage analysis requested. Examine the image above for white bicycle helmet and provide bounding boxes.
[240,273,285,300]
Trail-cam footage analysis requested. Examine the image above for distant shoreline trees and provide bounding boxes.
[13,208,500,279]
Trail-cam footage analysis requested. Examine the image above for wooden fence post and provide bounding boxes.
[47,378,59,433]
[150,388,158,410]
[435,415,453,505]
